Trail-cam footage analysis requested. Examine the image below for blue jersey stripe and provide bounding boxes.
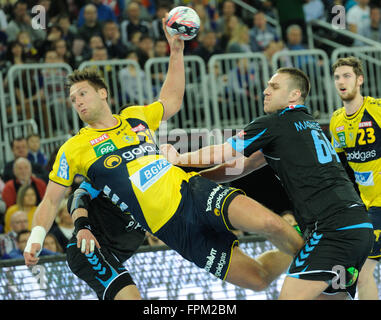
[336,222,373,231]
[227,129,267,153]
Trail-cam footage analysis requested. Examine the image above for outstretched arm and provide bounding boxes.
[161,142,267,183]
[24,180,68,266]
[159,14,185,121]
[160,142,240,168]
[199,151,268,183]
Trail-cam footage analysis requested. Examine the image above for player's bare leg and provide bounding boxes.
[226,247,292,291]
[114,285,141,300]
[279,276,329,300]
[357,258,379,300]
[227,195,304,256]
[279,276,350,300]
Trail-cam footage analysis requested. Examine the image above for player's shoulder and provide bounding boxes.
[332,106,345,117]
[119,104,144,119]
[364,96,381,108]
[245,113,272,129]
[71,127,92,142]
[58,128,92,152]
[119,101,163,119]
[331,107,345,122]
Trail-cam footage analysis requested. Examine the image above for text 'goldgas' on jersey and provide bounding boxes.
[330,96,381,209]
[49,101,197,233]
[227,105,363,227]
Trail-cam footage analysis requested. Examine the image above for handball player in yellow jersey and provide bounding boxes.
[24,16,303,294]
[330,56,381,299]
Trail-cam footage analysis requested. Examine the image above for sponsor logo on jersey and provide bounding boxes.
[94,140,117,157]
[354,171,374,186]
[129,159,172,192]
[122,135,135,144]
[359,121,372,128]
[121,144,157,161]
[206,185,223,211]
[104,155,122,169]
[90,133,110,146]
[336,125,345,132]
[204,248,217,273]
[131,124,146,132]
[215,252,227,278]
[204,248,227,278]
[57,152,69,180]
[347,149,377,162]
[215,189,231,210]
[337,132,347,147]
[206,186,231,212]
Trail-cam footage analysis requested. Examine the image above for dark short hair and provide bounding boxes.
[277,67,311,101]
[16,229,31,243]
[67,68,109,96]
[332,56,364,78]
[11,136,26,148]
[14,0,27,9]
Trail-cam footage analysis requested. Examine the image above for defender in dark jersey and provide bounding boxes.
[66,181,145,300]
[161,68,374,299]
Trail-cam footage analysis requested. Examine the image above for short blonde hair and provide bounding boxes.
[67,68,109,97]
[332,56,364,77]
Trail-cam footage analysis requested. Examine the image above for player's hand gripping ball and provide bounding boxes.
[165,6,200,40]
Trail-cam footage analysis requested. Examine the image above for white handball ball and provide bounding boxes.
[165,6,201,40]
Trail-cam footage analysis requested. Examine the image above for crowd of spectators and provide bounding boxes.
[0,134,65,259]
[0,0,380,259]
[0,0,380,74]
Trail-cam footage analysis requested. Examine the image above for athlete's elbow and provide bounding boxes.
[160,98,183,120]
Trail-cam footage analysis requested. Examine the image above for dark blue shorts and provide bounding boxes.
[155,175,243,280]
[368,206,381,260]
[66,239,135,300]
[287,206,374,298]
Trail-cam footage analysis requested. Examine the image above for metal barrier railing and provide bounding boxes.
[145,55,212,131]
[208,52,269,129]
[6,63,78,140]
[307,19,381,50]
